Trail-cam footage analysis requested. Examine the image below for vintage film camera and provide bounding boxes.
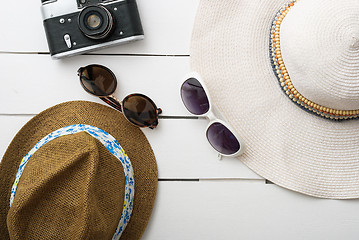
[41,0,144,59]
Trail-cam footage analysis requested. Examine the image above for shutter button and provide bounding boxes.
[64,34,72,49]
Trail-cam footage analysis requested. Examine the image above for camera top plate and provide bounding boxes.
[77,0,118,9]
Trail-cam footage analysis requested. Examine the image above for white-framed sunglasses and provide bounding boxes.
[180,72,245,158]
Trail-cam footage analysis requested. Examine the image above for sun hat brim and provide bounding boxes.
[0,101,158,239]
[190,0,359,199]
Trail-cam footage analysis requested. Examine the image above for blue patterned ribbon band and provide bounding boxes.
[10,124,134,240]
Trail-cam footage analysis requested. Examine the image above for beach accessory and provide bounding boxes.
[0,101,158,239]
[181,72,245,158]
[191,0,359,199]
[78,64,162,129]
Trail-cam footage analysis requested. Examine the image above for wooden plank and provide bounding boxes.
[0,116,31,161]
[144,119,261,179]
[0,116,262,179]
[0,54,190,116]
[0,0,199,55]
[143,181,359,240]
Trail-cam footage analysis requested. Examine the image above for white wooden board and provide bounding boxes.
[2,0,359,239]
[143,181,359,240]
[0,54,191,116]
[0,0,198,55]
[0,116,261,179]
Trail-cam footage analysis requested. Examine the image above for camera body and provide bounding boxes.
[41,0,144,59]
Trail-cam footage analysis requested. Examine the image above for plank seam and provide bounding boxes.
[0,52,190,57]
[0,114,198,120]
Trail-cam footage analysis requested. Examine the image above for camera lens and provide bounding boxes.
[78,5,114,40]
[86,12,103,29]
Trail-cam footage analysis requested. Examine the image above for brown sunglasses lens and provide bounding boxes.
[123,95,158,127]
[79,65,117,96]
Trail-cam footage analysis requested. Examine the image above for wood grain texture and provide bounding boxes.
[0,54,191,116]
[142,181,359,240]
[1,0,359,239]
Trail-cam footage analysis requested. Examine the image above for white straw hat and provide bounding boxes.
[191,0,359,199]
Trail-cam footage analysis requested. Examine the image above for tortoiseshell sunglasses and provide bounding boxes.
[78,64,162,129]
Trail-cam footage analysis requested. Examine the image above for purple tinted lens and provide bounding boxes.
[181,78,210,115]
[206,122,240,155]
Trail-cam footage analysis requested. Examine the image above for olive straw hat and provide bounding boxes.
[0,101,158,239]
[191,0,359,199]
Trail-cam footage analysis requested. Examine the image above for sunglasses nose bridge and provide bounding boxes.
[206,110,216,122]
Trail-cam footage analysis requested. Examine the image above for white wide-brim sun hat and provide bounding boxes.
[191,0,359,199]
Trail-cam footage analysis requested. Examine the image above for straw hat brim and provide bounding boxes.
[191,0,359,199]
[0,101,158,239]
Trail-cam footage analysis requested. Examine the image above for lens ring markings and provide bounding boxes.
[78,5,114,39]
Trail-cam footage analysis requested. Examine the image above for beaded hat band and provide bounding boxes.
[270,0,359,120]
[191,0,359,199]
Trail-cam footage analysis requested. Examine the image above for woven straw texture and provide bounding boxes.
[191,0,359,199]
[0,101,158,239]
[280,0,359,111]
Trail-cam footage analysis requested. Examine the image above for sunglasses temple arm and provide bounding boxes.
[100,97,122,112]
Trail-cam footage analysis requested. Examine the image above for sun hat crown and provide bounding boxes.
[274,0,359,118]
